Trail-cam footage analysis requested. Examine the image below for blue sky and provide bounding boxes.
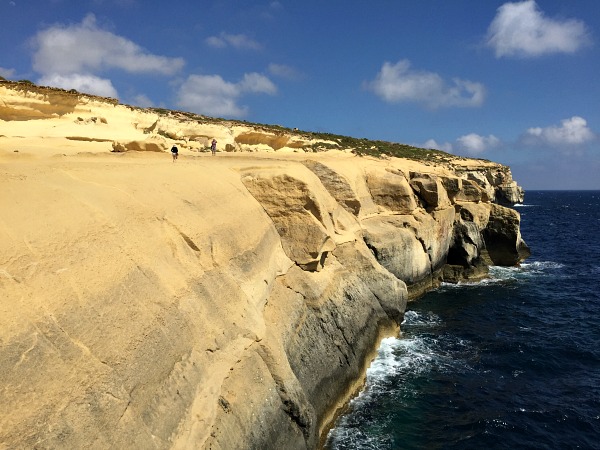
[1,0,599,190]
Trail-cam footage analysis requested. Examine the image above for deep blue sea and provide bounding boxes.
[325,191,600,450]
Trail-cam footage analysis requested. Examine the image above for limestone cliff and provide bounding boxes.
[0,81,529,449]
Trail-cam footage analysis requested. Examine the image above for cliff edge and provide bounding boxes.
[0,81,529,449]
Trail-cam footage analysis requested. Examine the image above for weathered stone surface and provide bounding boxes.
[111,136,167,152]
[483,203,531,265]
[466,171,496,201]
[362,216,431,285]
[278,244,406,432]
[496,181,525,205]
[241,169,358,272]
[455,178,487,203]
[0,80,531,450]
[439,175,462,203]
[409,173,451,210]
[365,168,418,214]
[302,160,362,216]
[425,207,456,269]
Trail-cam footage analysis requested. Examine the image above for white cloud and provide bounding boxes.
[130,94,154,108]
[422,139,453,153]
[525,116,595,146]
[32,14,184,75]
[0,67,15,78]
[486,0,589,58]
[239,72,277,94]
[457,133,500,155]
[365,60,485,109]
[268,63,303,81]
[205,32,262,50]
[38,73,118,98]
[176,73,277,118]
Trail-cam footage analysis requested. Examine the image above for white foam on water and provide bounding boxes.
[483,260,565,282]
[439,260,564,289]
[513,203,536,208]
[402,309,441,326]
[519,261,564,271]
[362,317,474,395]
[325,428,388,450]
[327,311,476,448]
[366,336,436,385]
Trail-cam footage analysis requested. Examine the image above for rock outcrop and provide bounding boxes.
[0,81,529,449]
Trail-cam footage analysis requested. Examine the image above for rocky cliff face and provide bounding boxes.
[0,81,529,449]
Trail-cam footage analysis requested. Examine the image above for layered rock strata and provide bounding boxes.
[0,82,529,449]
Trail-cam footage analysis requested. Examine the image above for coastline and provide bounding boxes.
[0,82,529,449]
[318,322,400,448]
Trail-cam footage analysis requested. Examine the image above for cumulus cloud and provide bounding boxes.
[456,133,500,155]
[0,67,15,78]
[38,73,118,98]
[524,116,595,146]
[422,139,453,153]
[205,32,262,50]
[31,14,185,76]
[176,73,277,118]
[486,0,589,58]
[365,60,485,109]
[238,72,277,94]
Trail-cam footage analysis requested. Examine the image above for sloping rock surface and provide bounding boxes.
[0,81,528,449]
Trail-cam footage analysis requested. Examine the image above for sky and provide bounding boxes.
[1,0,599,190]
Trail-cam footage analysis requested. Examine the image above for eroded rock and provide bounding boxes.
[241,169,358,271]
[409,172,451,210]
[366,168,417,213]
[111,136,167,152]
[483,203,531,265]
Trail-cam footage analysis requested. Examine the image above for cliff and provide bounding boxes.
[0,81,529,449]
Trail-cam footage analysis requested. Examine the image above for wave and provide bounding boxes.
[437,261,565,289]
[364,312,475,391]
[327,311,478,447]
[519,260,564,271]
[513,203,537,207]
[401,309,441,326]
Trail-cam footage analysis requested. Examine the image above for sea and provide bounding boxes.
[324,191,600,450]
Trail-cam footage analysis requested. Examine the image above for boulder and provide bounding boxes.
[482,204,531,265]
[439,176,462,203]
[409,173,451,210]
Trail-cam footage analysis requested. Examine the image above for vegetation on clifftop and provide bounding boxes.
[1,78,490,164]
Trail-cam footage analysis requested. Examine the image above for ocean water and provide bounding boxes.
[325,191,600,450]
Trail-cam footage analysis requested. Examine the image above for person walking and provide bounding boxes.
[171,145,178,162]
[211,139,217,156]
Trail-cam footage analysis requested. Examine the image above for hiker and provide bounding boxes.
[171,145,178,162]
[211,139,217,156]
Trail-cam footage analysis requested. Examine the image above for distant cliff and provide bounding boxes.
[0,81,529,449]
